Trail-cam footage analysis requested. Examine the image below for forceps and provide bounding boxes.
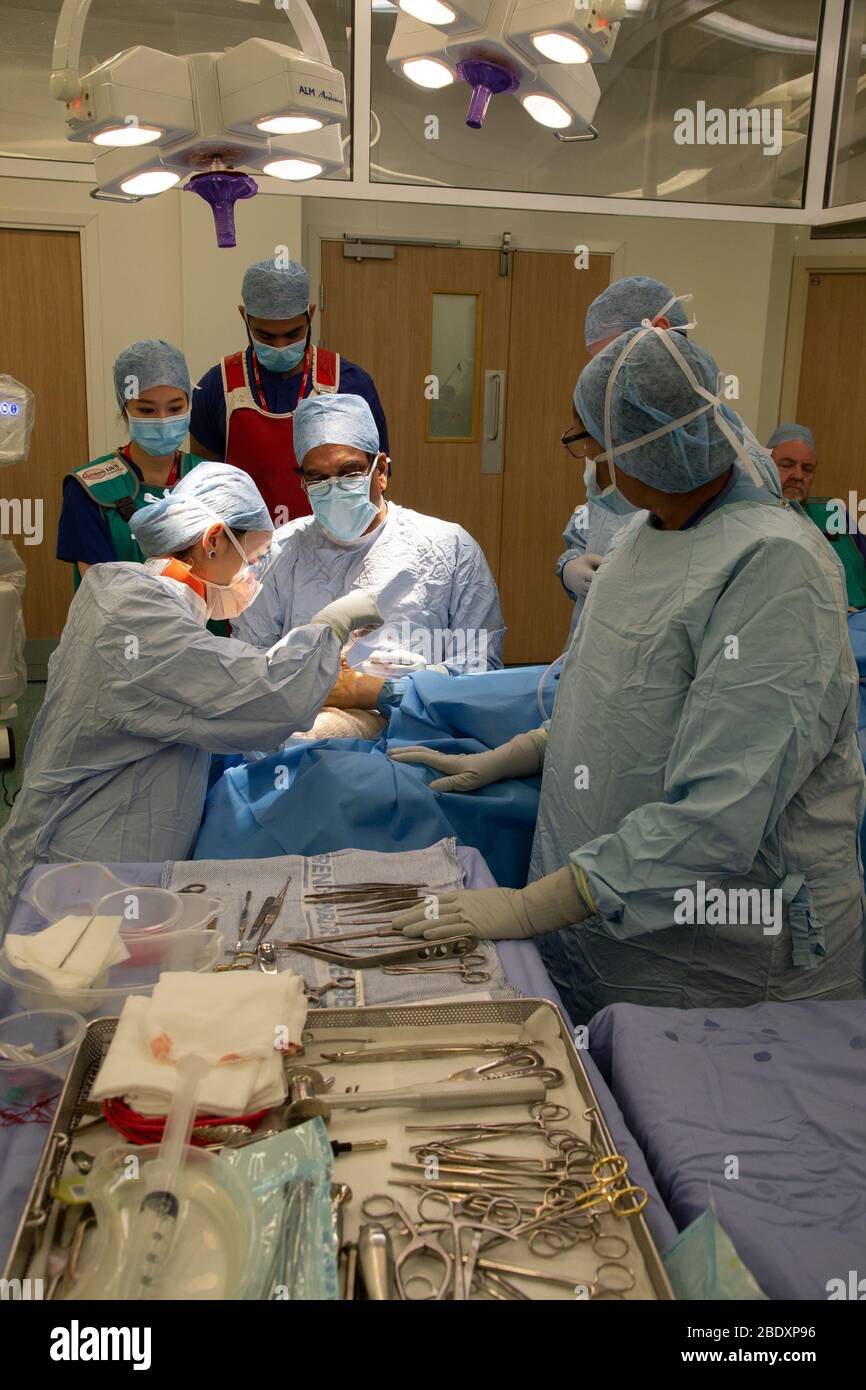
[360,1194,451,1301]
[305,974,356,1004]
[383,951,491,985]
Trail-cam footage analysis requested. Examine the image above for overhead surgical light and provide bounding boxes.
[399,0,457,24]
[263,157,324,180]
[402,57,456,88]
[120,169,181,196]
[522,93,572,128]
[387,0,633,131]
[50,0,347,246]
[92,125,162,147]
[530,33,591,65]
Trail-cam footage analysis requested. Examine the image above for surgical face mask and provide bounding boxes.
[128,411,191,458]
[583,457,635,515]
[201,519,273,621]
[306,461,380,543]
[249,316,308,373]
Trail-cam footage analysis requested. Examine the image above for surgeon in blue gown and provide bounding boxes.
[393,325,866,1021]
[0,463,383,933]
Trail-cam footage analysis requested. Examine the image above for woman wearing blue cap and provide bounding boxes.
[57,339,207,590]
[0,462,383,932]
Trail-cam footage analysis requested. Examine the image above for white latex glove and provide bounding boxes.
[310,588,384,644]
[562,553,603,600]
[388,731,544,793]
[393,868,589,942]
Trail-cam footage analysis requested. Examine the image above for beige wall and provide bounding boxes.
[304,197,800,444]
[0,177,302,462]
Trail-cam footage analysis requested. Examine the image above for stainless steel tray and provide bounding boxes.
[4,999,674,1299]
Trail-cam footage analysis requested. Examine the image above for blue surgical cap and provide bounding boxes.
[113,339,190,411]
[128,462,273,557]
[242,259,310,320]
[767,422,816,452]
[584,276,689,352]
[293,394,380,469]
[573,327,741,494]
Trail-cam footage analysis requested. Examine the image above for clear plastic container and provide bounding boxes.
[0,931,225,1018]
[28,862,131,922]
[0,1008,87,1108]
[113,892,224,965]
[72,1143,261,1300]
[95,887,182,965]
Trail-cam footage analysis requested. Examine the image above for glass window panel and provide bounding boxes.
[370,0,823,208]
[428,292,479,440]
[0,0,352,179]
[829,0,866,206]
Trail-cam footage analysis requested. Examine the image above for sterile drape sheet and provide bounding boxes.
[194,667,547,886]
[589,999,866,1299]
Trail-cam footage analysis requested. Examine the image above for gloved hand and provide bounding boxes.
[310,588,384,644]
[388,731,544,793]
[562,553,603,600]
[393,868,589,942]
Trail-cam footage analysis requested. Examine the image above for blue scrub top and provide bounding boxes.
[56,454,145,566]
[190,346,390,459]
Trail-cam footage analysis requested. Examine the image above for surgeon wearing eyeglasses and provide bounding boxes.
[232,394,504,710]
[391,325,866,1022]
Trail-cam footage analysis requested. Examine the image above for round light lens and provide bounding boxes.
[398,0,456,23]
[531,32,590,64]
[92,125,162,147]
[401,58,454,89]
[119,170,180,196]
[522,94,573,129]
[263,158,323,180]
[256,115,324,135]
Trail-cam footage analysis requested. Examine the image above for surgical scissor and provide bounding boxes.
[383,951,491,984]
[360,1194,452,1301]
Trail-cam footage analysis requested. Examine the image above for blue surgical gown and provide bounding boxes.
[0,563,342,932]
[557,426,783,641]
[233,503,505,673]
[535,468,866,1022]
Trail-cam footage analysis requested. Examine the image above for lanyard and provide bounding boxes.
[120,443,181,488]
[249,344,311,415]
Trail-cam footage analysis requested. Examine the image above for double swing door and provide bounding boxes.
[320,240,611,664]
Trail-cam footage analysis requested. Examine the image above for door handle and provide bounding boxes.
[482,369,506,474]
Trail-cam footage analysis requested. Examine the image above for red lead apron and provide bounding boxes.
[221,345,340,523]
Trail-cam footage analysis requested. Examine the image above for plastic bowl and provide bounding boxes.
[99,891,225,965]
[0,1008,87,1109]
[29,862,132,923]
[95,888,182,965]
[0,932,225,1018]
[73,1143,261,1300]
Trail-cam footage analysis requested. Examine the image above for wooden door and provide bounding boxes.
[0,228,90,643]
[795,271,866,499]
[499,250,611,662]
[320,240,610,662]
[321,242,511,574]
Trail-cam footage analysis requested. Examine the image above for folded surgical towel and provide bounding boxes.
[91,970,307,1117]
[5,914,128,990]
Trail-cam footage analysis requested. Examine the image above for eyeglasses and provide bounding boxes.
[302,455,377,498]
[561,424,593,460]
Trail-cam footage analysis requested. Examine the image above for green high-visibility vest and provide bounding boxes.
[802,497,866,610]
[66,451,230,635]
